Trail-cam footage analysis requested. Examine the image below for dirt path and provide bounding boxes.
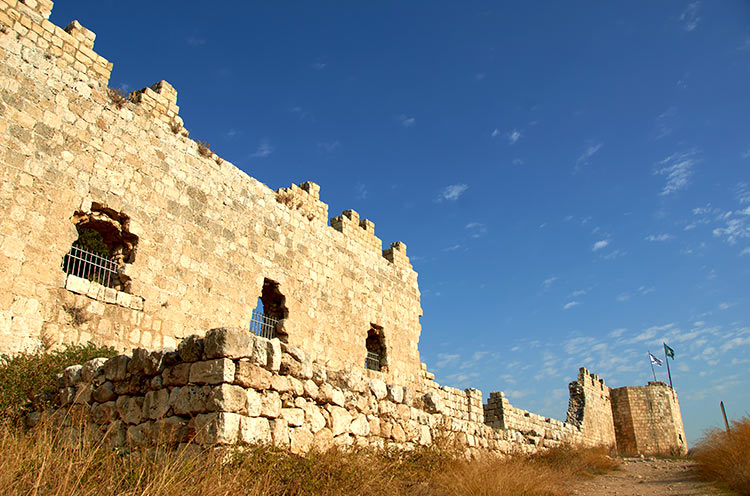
[571,457,735,496]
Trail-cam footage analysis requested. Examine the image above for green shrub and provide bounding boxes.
[0,343,117,422]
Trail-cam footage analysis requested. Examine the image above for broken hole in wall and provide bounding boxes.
[365,324,386,371]
[62,203,139,293]
[250,278,288,341]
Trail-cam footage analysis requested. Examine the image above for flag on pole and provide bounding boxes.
[649,352,663,366]
[664,343,675,359]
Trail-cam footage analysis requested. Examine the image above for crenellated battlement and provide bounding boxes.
[129,80,181,127]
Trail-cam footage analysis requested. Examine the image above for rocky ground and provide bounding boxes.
[572,457,735,496]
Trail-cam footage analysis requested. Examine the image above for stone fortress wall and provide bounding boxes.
[1,0,687,456]
[610,382,688,456]
[0,0,422,385]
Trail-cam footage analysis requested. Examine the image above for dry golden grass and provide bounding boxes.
[692,416,750,495]
[0,418,618,496]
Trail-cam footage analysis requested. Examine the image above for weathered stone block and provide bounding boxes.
[92,400,116,424]
[116,396,144,425]
[239,416,271,444]
[387,385,404,404]
[204,327,255,359]
[143,388,170,419]
[328,405,351,436]
[80,357,108,383]
[281,407,304,427]
[207,383,248,414]
[162,362,191,386]
[103,355,130,382]
[169,384,210,415]
[369,378,387,400]
[235,360,272,389]
[261,390,281,418]
[189,358,235,385]
[290,426,313,454]
[177,335,204,362]
[92,381,115,403]
[192,412,240,445]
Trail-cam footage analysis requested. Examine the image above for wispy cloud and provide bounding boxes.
[508,129,521,145]
[438,183,469,202]
[592,239,610,252]
[398,114,416,127]
[355,182,368,200]
[512,158,524,166]
[654,107,676,139]
[317,141,340,153]
[443,244,462,252]
[465,222,488,238]
[541,277,558,291]
[679,1,701,32]
[741,247,750,256]
[250,140,274,158]
[645,233,673,242]
[655,150,698,196]
[575,142,603,171]
[311,61,327,70]
[491,128,500,138]
[570,289,586,297]
[563,301,580,310]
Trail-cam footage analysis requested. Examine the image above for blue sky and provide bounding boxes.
[52,1,749,445]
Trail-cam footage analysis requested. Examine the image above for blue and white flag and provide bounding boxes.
[649,352,663,366]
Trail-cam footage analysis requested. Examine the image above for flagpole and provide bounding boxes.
[664,343,673,388]
[649,351,657,382]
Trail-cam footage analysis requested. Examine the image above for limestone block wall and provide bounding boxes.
[0,0,423,385]
[37,328,553,456]
[610,383,688,456]
[565,368,617,448]
[483,391,582,447]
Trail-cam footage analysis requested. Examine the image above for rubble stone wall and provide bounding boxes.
[41,328,567,455]
[0,0,423,385]
[610,383,688,456]
[565,368,617,448]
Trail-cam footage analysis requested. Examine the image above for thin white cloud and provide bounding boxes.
[609,328,626,338]
[398,114,416,127]
[491,128,500,138]
[508,129,521,145]
[541,277,558,291]
[576,142,603,169]
[645,233,673,242]
[355,182,368,200]
[602,249,626,260]
[312,61,327,70]
[563,301,580,310]
[512,158,524,166]
[438,183,469,202]
[443,244,462,252]
[592,239,610,252]
[570,289,586,297]
[679,1,701,32]
[250,140,274,158]
[465,222,488,238]
[655,150,698,196]
[617,293,631,302]
[741,247,750,256]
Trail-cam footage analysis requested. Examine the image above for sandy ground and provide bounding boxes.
[571,457,736,496]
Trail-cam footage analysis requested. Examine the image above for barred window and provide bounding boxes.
[249,278,288,340]
[365,325,385,372]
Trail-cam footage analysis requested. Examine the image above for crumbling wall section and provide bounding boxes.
[609,383,688,456]
[566,368,616,448]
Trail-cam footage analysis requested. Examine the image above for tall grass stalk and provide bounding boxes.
[692,416,750,495]
[0,418,618,496]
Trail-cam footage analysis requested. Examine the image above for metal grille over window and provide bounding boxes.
[250,310,278,339]
[62,245,119,289]
[365,351,381,371]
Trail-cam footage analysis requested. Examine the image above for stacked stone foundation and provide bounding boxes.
[37,329,595,455]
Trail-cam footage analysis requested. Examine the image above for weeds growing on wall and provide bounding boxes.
[692,416,750,495]
[0,344,117,422]
[0,416,617,496]
[106,87,129,109]
[196,140,211,157]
